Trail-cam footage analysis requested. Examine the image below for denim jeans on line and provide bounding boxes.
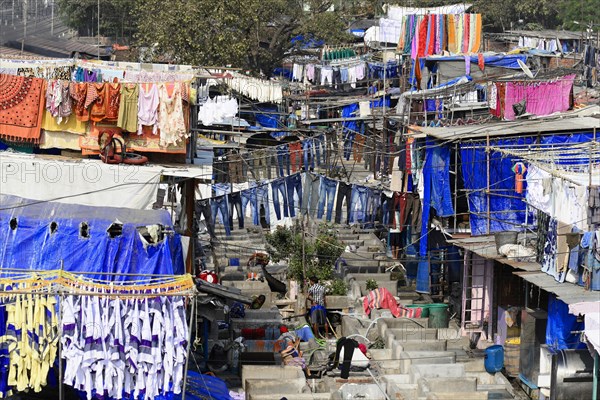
[317,177,338,222]
[367,189,380,223]
[255,185,271,226]
[302,139,314,171]
[335,182,353,224]
[228,191,243,229]
[271,178,289,220]
[286,173,303,218]
[210,195,231,236]
[195,199,215,238]
[276,145,290,178]
[380,193,391,226]
[241,188,258,226]
[350,185,369,223]
[343,130,355,161]
[301,173,321,219]
[313,135,324,166]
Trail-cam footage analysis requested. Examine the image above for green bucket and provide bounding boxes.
[405,304,429,317]
[427,304,449,328]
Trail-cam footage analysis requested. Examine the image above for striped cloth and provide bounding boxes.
[363,287,400,317]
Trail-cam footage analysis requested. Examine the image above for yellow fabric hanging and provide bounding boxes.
[41,110,87,134]
[447,15,457,54]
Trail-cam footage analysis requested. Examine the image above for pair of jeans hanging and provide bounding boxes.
[317,177,338,221]
[210,195,231,236]
[195,199,215,238]
[241,188,258,226]
[335,182,353,224]
[286,173,303,218]
[271,178,289,220]
[276,144,290,177]
[301,173,321,219]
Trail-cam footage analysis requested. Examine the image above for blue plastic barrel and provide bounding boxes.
[484,345,504,374]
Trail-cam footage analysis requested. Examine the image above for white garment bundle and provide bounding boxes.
[61,295,189,400]
[197,96,239,126]
[227,71,283,103]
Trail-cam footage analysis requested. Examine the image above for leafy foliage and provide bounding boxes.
[133,0,351,73]
[265,222,344,284]
[365,279,379,291]
[58,0,135,41]
[326,278,349,296]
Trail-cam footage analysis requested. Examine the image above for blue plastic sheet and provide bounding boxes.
[460,133,596,236]
[0,194,184,280]
[546,294,586,350]
[425,54,528,69]
[254,106,281,128]
[420,139,454,256]
[416,259,430,293]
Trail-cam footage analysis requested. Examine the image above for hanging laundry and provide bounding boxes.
[61,295,189,400]
[0,74,46,143]
[117,83,139,133]
[2,292,59,394]
[138,83,159,135]
[197,96,238,126]
[158,82,187,147]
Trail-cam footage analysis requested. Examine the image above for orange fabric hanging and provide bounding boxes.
[447,15,457,53]
[471,14,483,53]
[0,74,46,143]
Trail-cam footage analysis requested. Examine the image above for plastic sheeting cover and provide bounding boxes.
[460,133,597,236]
[420,139,454,256]
[0,194,184,279]
[173,371,232,400]
[546,294,586,350]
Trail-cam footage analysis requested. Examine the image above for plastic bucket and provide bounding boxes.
[494,231,518,254]
[484,345,505,374]
[427,304,449,328]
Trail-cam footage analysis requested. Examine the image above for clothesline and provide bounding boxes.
[0,269,196,295]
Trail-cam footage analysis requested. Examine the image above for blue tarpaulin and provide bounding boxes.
[425,54,528,69]
[253,105,281,129]
[0,194,184,280]
[460,133,596,236]
[173,371,232,400]
[460,137,534,236]
[420,139,454,256]
[546,294,586,350]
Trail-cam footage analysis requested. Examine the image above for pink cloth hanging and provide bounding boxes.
[503,74,575,120]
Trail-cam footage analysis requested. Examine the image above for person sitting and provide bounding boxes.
[280,337,312,377]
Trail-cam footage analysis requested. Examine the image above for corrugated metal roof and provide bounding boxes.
[408,111,600,140]
[450,236,600,304]
[494,30,584,40]
[0,46,56,59]
[5,35,109,58]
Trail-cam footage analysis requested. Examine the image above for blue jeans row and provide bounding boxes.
[197,173,390,235]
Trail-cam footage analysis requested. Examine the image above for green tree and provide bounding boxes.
[558,0,600,30]
[265,222,344,284]
[133,0,351,73]
[58,0,135,42]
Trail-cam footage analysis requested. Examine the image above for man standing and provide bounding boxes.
[307,276,328,337]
